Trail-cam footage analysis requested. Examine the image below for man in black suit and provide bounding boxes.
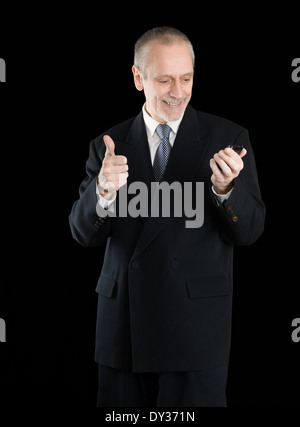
[69,27,265,407]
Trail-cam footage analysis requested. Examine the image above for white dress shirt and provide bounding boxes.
[142,104,182,163]
[96,105,232,213]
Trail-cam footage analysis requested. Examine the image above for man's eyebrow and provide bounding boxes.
[154,72,194,79]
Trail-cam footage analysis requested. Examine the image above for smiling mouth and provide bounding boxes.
[163,100,182,106]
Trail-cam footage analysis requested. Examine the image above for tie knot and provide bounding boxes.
[156,124,171,141]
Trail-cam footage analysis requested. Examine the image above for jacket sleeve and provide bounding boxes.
[69,136,112,247]
[210,129,266,246]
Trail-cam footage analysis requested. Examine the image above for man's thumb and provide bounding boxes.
[103,135,115,156]
[240,148,247,158]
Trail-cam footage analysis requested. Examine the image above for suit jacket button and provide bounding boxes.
[131,260,140,269]
[170,259,178,269]
[232,215,238,222]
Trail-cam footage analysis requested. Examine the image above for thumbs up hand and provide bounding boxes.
[97,135,129,199]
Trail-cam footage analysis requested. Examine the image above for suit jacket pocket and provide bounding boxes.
[95,274,117,298]
[186,275,230,298]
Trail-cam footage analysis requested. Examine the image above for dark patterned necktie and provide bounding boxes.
[153,124,172,182]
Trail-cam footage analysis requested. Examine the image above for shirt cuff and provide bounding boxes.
[96,181,116,213]
[211,185,233,205]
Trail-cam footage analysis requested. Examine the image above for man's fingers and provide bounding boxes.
[218,149,246,173]
[100,172,129,191]
[103,172,129,183]
[215,153,231,173]
[224,146,247,159]
[210,158,223,178]
[103,134,115,156]
[102,164,129,174]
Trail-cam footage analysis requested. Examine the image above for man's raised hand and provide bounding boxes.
[97,135,129,199]
[210,146,247,195]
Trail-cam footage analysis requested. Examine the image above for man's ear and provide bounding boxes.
[132,65,144,91]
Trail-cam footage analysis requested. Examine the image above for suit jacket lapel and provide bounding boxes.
[122,111,155,188]
[163,105,208,184]
[131,105,209,259]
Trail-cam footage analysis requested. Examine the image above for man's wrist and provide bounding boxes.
[97,174,116,200]
[99,188,116,200]
[212,183,234,195]
[212,185,234,206]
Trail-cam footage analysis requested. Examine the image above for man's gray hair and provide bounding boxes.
[134,26,195,77]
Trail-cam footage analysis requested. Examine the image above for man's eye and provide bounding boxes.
[160,80,169,84]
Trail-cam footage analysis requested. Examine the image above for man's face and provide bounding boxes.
[133,40,194,123]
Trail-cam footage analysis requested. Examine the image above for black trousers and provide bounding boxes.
[97,364,228,407]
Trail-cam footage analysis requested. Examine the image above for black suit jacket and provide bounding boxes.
[69,105,265,372]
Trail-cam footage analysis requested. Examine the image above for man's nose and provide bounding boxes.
[169,80,184,99]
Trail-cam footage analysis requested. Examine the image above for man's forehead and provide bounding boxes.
[148,39,191,54]
[147,41,194,70]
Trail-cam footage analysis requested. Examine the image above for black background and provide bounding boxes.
[1,7,299,409]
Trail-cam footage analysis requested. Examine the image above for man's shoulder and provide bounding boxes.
[192,107,247,134]
[93,113,141,144]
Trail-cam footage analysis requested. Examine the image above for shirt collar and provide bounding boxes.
[142,103,183,137]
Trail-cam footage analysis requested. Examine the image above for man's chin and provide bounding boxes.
[159,105,187,122]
